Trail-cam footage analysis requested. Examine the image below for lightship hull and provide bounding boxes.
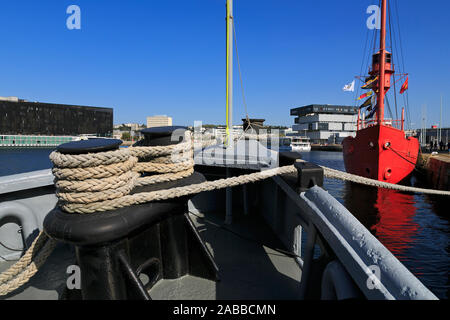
[342,124,419,184]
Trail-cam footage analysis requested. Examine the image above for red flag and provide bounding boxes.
[400,77,408,94]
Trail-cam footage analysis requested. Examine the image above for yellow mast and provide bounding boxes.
[226,0,233,145]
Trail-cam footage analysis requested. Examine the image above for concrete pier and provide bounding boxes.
[417,153,450,191]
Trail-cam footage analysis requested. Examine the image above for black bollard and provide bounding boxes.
[44,127,218,300]
[294,161,324,192]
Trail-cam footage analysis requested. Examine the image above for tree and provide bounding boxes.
[121,132,131,141]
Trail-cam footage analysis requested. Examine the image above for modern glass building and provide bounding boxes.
[290,104,358,144]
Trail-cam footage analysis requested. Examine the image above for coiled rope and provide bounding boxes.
[51,132,195,214]
[1,134,449,296]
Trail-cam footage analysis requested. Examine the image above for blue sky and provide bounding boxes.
[0,0,448,128]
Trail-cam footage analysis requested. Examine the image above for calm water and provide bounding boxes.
[0,148,448,299]
[0,148,54,176]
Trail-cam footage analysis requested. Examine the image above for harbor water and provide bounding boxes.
[0,148,448,299]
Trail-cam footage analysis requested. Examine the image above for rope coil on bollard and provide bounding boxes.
[1,133,449,296]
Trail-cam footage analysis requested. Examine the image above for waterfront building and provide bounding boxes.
[0,98,113,136]
[210,125,243,138]
[415,127,450,147]
[290,104,358,144]
[146,115,173,128]
[124,123,141,131]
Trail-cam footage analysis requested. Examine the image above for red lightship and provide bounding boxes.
[342,0,419,184]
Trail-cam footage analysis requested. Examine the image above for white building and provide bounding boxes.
[290,105,358,144]
[146,115,173,128]
[209,125,243,139]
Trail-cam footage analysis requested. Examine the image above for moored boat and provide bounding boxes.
[342,0,419,184]
[290,136,311,152]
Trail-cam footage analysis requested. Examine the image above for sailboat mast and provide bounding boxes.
[377,0,387,124]
[226,0,233,144]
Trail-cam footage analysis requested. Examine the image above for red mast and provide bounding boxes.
[377,0,387,124]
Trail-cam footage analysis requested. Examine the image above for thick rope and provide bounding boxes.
[51,132,195,212]
[61,165,298,214]
[322,166,450,196]
[0,232,57,296]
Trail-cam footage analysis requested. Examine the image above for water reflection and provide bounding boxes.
[372,189,419,256]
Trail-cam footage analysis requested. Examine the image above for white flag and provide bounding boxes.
[343,80,355,92]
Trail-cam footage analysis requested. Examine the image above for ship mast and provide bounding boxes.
[377,0,387,124]
[226,0,233,145]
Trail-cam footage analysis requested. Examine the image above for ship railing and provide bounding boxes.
[262,163,437,300]
[358,119,404,130]
[357,108,406,131]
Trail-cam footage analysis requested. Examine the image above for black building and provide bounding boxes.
[290,104,358,118]
[0,100,113,136]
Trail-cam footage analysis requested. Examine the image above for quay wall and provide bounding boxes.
[417,153,450,191]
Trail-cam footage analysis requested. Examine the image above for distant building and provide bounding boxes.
[415,127,450,146]
[146,115,173,128]
[290,104,358,144]
[209,125,243,139]
[0,96,22,103]
[113,123,145,141]
[124,123,141,131]
[0,98,113,136]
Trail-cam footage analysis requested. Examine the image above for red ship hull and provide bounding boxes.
[342,124,419,184]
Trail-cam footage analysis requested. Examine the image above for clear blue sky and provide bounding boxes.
[0,0,448,128]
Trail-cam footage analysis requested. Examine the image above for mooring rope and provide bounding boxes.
[1,134,449,296]
[322,166,450,196]
[51,131,195,213]
[0,232,56,296]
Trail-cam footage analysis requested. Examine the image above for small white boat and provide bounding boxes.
[290,136,311,152]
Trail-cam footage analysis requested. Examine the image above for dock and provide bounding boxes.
[417,153,450,191]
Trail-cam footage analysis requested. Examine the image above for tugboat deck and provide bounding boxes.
[150,211,301,300]
[1,210,301,300]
